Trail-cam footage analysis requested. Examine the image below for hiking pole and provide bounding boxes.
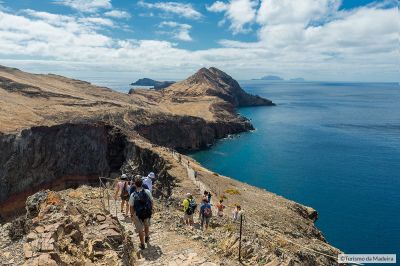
[239,213,243,262]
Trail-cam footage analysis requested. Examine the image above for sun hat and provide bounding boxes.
[121,174,127,180]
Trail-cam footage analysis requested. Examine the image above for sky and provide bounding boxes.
[0,0,398,82]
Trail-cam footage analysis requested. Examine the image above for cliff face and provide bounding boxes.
[165,67,275,107]
[133,114,253,151]
[0,123,175,219]
[0,124,121,203]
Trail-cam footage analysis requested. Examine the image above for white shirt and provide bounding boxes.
[129,188,153,206]
[142,176,153,192]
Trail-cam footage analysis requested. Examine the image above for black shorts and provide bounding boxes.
[120,194,129,201]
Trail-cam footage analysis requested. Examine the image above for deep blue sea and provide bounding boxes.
[190,81,400,255]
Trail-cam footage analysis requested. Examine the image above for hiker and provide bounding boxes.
[128,175,139,196]
[203,190,211,203]
[142,172,155,193]
[182,193,196,226]
[129,177,153,250]
[216,199,225,217]
[199,198,212,230]
[114,174,130,216]
[232,205,243,221]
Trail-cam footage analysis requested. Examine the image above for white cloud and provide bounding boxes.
[79,17,114,27]
[0,2,398,82]
[207,0,259,34]
[159,21,192,41]
[54,0,112,13]
[138,1,202,20]
[104,10,131,19]
[207,1,228,12]
[256,0,340,25]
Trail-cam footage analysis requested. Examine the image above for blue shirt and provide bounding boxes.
[200,203,211,216]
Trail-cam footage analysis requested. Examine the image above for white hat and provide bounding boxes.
[186,192,192,197]
[121,174,127,179]
[148,172,155,179]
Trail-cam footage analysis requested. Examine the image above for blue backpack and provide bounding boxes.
[133,190,153,220]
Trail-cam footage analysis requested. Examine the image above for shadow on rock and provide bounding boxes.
[138,244,163,261]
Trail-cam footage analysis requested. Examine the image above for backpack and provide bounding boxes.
[133,190,153,220]
[121,182,129,197]
[185,199,197,215]
[203,205,212,218]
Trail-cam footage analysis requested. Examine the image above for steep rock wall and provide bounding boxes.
[0,123,174,219]
[134,116,253,151]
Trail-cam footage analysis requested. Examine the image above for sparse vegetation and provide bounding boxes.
[223,222,236,233]
[224,188,241,195]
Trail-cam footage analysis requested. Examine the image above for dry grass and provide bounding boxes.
[224,188,241,195]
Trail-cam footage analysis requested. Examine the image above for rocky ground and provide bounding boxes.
[0,180,340,266]
[0,186,248,266]
[0,187,135,266]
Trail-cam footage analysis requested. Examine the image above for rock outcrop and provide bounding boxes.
[15,187,134,265]
[131,78,175,90]
[165,67,275,107]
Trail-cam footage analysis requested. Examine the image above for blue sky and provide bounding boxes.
[0,0,398,82]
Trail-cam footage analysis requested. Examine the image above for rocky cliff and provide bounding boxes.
[0,123,175,218]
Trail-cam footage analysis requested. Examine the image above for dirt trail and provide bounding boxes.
[110,200,237,266]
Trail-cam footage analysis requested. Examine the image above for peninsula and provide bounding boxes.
[0,65,340,265]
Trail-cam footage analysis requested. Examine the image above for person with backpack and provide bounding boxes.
[203,190,212,203]
[142,172,155,193]
[232,205,243,222]
[129,177,153,250]
[182,193,196,226]
[199,198,212,230]
[114,174,130,216]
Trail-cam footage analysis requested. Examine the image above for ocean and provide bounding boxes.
[190,81,400,255]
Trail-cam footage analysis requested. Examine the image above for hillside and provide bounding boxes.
[165,67,274,107]
[0,65,341,265]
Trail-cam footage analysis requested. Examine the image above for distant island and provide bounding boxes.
[260,75,283,81]
[131,78,175,89]
[289,77,305,81]
[253,75,306,81]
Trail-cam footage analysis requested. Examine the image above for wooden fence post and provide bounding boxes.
[239,213,243,262]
